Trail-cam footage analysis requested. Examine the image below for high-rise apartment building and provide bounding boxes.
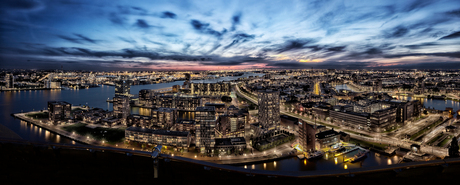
[48,101,71,124]
[5,73,14,89]
[258,89,280,134]
[115,78,131,96]
[195,106,217,153]
[113,95,130,124]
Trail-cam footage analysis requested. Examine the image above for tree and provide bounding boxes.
[448,136,459,158]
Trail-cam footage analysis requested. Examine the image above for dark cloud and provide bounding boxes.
[118,37,137,44]
[135,19,150,28]
[142,38,165,46]
[439,31,460,40]
[207,44,221,54]
[363,48,383,55]
[384,51,460,59]
[161,11,176,19]
[57,34,100,44]
[404,0,433,12]
[384,26,409,38]
[276,38,319,53]
[231,12,241,31]
[73,34,98,44]
[190,19,227,38]
[223,40,238,50]
[326,46,346,52]
[403,42,440,49]
[58,35,82,44]
[1,0,43,11]
[223,33,256,50]
[446,9,460,17]
[109,12,126,25]
[266,60,373,69]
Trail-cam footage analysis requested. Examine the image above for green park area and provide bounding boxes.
[252,130,295,151]
[26,112,49,119]
[438,135,453,147]
[63,123,126,144]
[410,118,444,140]
[426,133,444,145]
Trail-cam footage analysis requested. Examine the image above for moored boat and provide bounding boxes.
[349,149,370,163]
[306,150,324,160]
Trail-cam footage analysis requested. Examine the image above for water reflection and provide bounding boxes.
[45,130,50,141]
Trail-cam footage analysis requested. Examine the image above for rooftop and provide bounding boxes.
[196,106,216,112]
[316,129,339,139]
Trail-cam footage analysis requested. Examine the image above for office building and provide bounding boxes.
[298,120,320,152]
[315,129,340,149]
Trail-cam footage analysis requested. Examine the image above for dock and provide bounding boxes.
[297,154,305,159]
[334,146,359,157]
[385,147,399,155]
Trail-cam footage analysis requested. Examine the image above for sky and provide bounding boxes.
[0,0,459,71]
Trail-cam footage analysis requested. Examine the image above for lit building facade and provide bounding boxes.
[190,82,231,96]
[125,127,190,149]
[298,120,318,152]
[48,101,71,124]
[115,79,131,96]
[5,73,14,88]
[113,95,130,124]
[258,89,280,134]
[195,106,217,153]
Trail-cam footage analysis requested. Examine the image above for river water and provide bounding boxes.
[0,73,262,144]
[1,78,457,172]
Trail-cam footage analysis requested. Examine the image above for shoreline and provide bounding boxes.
[10,110,299,165]
[11,108,435,166]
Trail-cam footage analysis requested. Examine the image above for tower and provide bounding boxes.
[195,106,217,154]
[258,89,280,134]
[115,77,131,97]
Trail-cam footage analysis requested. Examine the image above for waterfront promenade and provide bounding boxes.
[11,109,298,165]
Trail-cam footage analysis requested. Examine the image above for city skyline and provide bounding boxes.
[1,0,460,71]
